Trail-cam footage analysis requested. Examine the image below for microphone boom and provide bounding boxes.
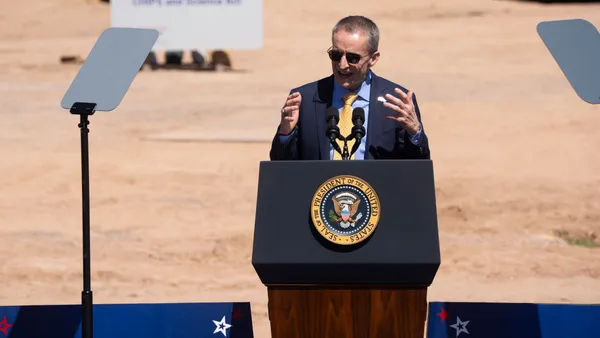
[349,107,366,158]
[325,106,344,158]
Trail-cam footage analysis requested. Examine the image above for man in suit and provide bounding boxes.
[269,15,430,161]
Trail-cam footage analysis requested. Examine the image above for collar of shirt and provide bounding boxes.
[332,70,372,104]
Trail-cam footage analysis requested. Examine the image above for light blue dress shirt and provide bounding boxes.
[329,71,371,160]
[279,71,422,160]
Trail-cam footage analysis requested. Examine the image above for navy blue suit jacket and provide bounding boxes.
[269,72,431,160]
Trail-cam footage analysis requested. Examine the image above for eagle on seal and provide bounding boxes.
[332,196,361,224]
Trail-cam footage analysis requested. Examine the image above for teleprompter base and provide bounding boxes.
[267,285,428,338]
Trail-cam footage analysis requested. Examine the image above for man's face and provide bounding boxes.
[330,29,379,91]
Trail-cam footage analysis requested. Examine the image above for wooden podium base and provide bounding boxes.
[267,285,428,338]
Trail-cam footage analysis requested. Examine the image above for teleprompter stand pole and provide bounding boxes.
[60,27,159,338]
[70,101,97,338]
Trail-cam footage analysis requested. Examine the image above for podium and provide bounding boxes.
[251,159,441,338]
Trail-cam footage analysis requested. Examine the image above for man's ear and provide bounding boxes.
[368,51,380,67]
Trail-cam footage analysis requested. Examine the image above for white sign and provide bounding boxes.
[110,0,262,50]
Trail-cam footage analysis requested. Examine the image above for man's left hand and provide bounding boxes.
[383,88,421,135]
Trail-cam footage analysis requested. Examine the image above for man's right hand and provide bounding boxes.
[278,92,302,135]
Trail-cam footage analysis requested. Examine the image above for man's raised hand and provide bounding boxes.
[279,92,302,135]
[383,88,421,135]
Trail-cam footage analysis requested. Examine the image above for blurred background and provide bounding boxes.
[1,0,600,336]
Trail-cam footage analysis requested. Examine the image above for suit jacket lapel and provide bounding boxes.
[314,75,334,160]
[366,72,386,159]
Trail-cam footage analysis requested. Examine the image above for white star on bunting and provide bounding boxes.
[212,315,232,337]
[449,316,470,337]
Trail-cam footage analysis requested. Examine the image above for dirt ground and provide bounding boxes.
[1,0,600,336]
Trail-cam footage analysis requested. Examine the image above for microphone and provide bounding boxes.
[325,106,343,157]
[350,107,366,157]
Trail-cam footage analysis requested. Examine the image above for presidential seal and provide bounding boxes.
[310,175,380,245]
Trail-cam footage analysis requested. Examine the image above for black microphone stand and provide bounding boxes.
[344,133,364,160]
[341,136,350,160]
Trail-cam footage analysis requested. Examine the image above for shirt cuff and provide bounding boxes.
[408,127,423,145]
[278,127,297,143]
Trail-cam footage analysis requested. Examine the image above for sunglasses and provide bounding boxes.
[327,47,368,65]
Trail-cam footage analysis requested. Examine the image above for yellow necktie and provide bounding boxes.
[333,92,359,160]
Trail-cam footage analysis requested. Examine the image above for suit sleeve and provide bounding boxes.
[269,125,299,160]
[269,88,303,161]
